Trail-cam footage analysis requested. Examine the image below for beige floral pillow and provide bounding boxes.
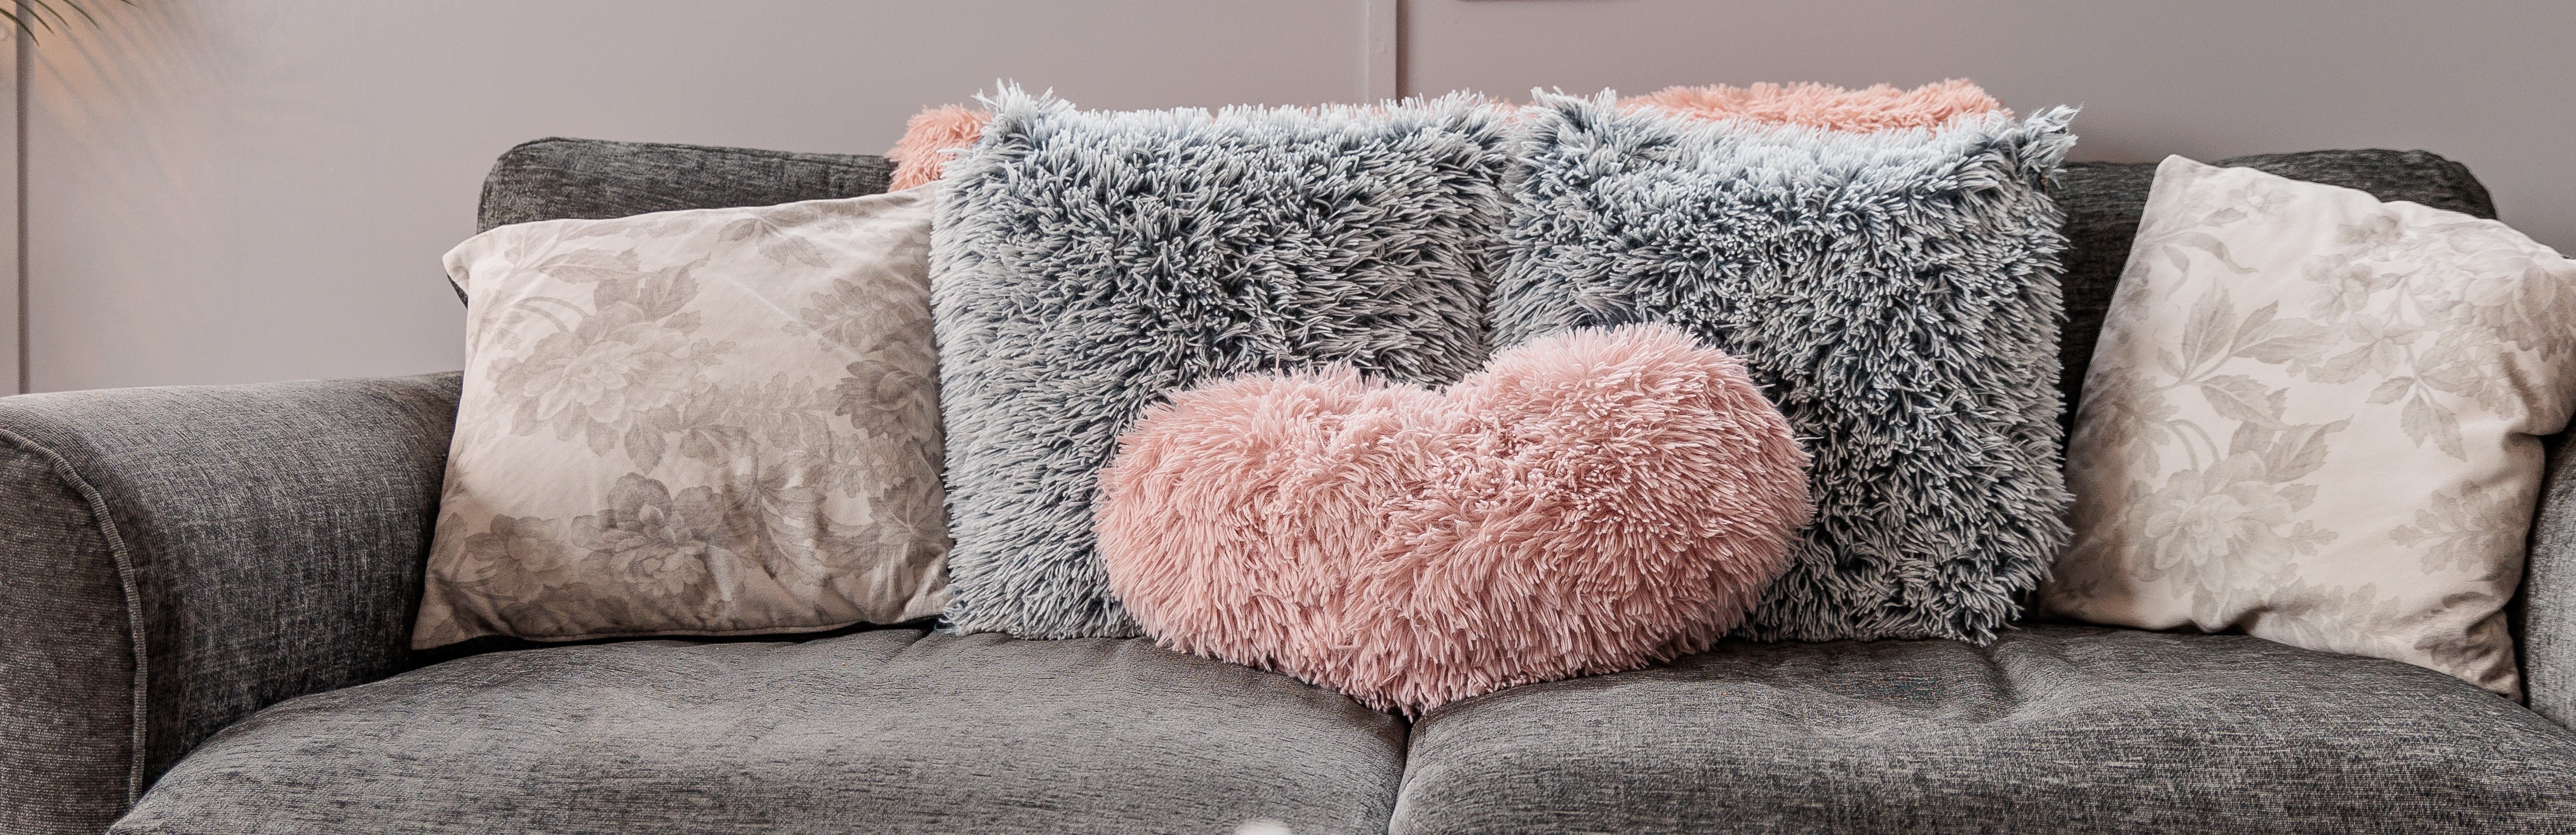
[2044,156,2576,697]
[414,187,950,648]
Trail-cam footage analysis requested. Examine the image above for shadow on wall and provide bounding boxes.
[22,0,231,385]
[28,0,222,225]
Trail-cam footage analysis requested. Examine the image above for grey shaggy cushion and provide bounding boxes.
[931,89,1514,639]
[1491,94,2077,643]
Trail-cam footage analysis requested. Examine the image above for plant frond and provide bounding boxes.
[6,0,131,42]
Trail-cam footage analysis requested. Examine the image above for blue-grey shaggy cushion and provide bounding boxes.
[1492,94,2078,643]
[931,89,1514,639]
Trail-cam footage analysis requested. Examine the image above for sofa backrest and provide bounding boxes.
[466,137,2534,637]
[2053,151,2497,423]
[475,137,894,233]
[473,137,2500,425]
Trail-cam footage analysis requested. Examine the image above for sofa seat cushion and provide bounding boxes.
[1392,625,2576,835]
[113,630,1407,835]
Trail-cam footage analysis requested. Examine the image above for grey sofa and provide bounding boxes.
[7,138,2576,835]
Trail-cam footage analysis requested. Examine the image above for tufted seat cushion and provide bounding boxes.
[1391,625,2576,834]
[113,630,1407,835]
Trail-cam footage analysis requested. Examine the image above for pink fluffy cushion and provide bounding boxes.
[882,84,1983,191]
[1095,324,1812,715]
[885,104,990,190]
[1622,78,2002,130]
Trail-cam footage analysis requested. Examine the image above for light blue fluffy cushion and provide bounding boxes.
[931,89,1514,639]
[1493,93,2079,643]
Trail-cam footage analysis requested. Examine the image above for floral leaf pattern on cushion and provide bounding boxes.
[2393,484,2534,574]
[2044,156,2576,697]
[414,188,952,648]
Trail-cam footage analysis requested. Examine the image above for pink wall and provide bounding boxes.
[15,0,2572,391]
[1404,0,2575,254]
[19,0,1375,392]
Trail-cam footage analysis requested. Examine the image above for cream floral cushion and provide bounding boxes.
[2044,156,2576,697]
[414,187,950,648]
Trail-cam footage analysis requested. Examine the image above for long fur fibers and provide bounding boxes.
[1622,78,2003,131]
[1097,324,1812,715]
[888,80,1993,191]
[1493,92,2078,643]
[885,104,990,190]
[930,87,1515,639]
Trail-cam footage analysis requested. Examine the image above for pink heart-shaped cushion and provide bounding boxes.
[1096,323,1812,715]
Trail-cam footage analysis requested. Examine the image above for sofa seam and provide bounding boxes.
[0,425,154,807]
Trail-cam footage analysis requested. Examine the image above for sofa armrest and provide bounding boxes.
[0,373,458,835]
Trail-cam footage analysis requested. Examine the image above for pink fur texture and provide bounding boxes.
[887,83,1986,189]
[1623,78,2002,130]
[885,104,990,190]
[1095,324,1812,715]
[881,97,1515,189]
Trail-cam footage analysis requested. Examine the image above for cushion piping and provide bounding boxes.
[0,426,152,806]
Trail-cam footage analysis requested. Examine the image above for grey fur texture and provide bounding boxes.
[1492,93,2078,643]
[931,89,1514,639]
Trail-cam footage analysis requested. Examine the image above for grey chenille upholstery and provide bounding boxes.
[448,137,896,303]
[0,374,461,835]
[2052,149,2495,425]
[3,137,2566,835]
[2523,440,2576,728]
[1393,626,2576,835]
[2,140,895,835]
[475,137,894,233]
[111,630,1409,835]
[2046,150,2576,731]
